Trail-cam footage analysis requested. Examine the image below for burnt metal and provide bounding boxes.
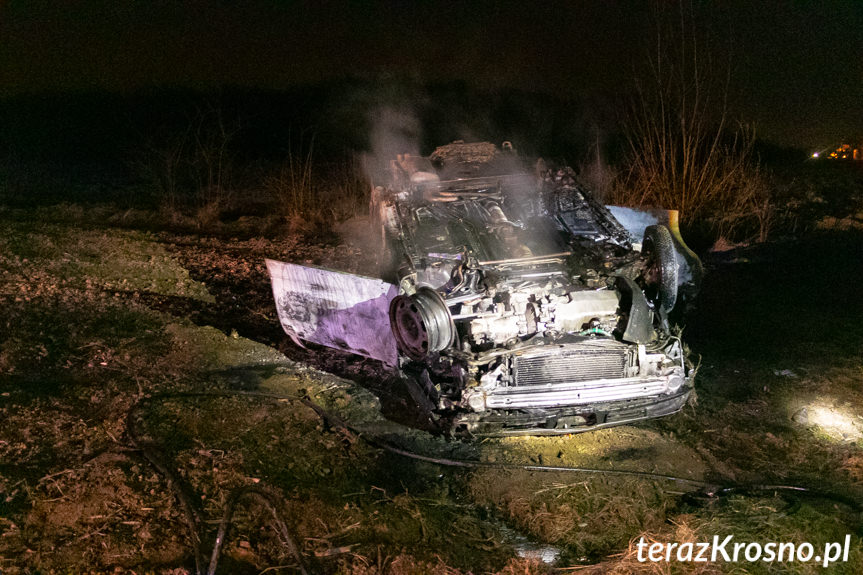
[373,141,698,435]
[615,276,654,344]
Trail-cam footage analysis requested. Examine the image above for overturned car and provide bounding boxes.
[268,141,701,436]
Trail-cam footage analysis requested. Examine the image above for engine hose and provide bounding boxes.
[126,388,863,575]
[578,328,613,337]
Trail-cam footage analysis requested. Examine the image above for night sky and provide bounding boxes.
[1,1,861,149]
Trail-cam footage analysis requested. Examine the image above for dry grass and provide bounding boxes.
[569,492,863,574]
[567,518,722,575]
[0,215,521,573]
[264,148,369,235]
[338,554,549,575]
[468,469,673,560]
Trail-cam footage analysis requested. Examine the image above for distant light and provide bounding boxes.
[812,152,819,158]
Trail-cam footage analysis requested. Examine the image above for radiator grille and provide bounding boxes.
[514,346,628,386]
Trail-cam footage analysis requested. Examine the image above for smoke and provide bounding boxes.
[351,79,598,185]
[330,101,424,274]
[362,104,423,186]
[605,206,662,242]
[605,206,695,284]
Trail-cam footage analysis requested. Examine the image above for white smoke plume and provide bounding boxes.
[362,104,422,186]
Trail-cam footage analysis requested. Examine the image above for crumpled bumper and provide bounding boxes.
[456,387,692,437]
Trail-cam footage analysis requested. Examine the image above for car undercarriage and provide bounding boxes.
[269,141,700,437]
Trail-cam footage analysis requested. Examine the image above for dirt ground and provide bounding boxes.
[2,203,863,574]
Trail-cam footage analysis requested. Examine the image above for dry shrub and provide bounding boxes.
[608,2,775,244]
[132,105,237,224]
[711,165,774,243]
[194,197,223,230]
[609,133,774,243]
[264,148,369,235]
[578,140,618,204]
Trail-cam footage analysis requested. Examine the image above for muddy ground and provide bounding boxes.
[1,203,863,574]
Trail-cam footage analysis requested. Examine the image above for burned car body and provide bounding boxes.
[269,141,700,436]
[371,142,699,436]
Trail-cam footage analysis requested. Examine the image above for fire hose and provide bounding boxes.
[125,389,863,574]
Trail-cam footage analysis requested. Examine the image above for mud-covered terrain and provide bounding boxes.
[2,203,863,574]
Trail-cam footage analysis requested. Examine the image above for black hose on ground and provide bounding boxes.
[302,393,863,512]
[126,392,311,575]
[207,485,309,575]
[125,388,863,574]
[127,396,207,574]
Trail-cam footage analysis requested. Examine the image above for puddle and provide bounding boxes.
[491,517,562,564]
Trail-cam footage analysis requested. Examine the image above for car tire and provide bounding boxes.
[642,224,678,313]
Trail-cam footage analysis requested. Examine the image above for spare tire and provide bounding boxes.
[642,224,679,313]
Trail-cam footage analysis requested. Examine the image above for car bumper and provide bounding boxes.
[455,387,692,437]
[485,376,682,409]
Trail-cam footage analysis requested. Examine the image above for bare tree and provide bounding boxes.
[611,1,771,242]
